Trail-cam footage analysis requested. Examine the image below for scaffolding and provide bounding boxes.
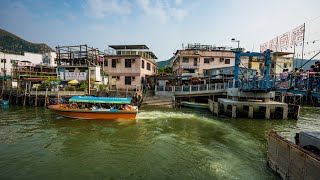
[56,45,105,67]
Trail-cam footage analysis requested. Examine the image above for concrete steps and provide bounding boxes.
[142,96,173,106]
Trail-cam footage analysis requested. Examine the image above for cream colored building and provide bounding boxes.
[249,52,294,75]
[104,45,158,90]
[271,52,294,74]
[172,44,248,76]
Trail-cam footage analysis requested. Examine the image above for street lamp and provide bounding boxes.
[231,38,240,50]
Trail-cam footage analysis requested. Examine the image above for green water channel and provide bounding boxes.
[0,105,319,179]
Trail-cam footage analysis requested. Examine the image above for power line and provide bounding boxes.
[306,15,320,24]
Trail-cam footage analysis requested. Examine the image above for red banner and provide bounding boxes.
[268,37,278,51]
[261,24,305,51]
[260,42,268,52]
[291,24,305,45]
[279,32,290,49]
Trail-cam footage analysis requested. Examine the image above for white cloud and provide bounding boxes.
[138,0,187,23]
[83,0,131,18]
[175,0,182,5]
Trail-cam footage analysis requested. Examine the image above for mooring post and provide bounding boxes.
[265,106,271,119]
[248,106,254,118]
[283,106,288,120]
[232,105,237,118]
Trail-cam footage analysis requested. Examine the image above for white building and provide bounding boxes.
[0,51,56,77]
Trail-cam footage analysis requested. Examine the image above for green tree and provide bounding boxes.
[158,66,172,74]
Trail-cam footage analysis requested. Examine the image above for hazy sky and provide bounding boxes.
[1,0,320,60]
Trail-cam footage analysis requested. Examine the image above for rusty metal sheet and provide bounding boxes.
[288,146,305,180]
[304,155,320,180]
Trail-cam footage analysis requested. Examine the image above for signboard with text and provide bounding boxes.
[60,72,87,81]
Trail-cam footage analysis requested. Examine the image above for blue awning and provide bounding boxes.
[69,96,132,104]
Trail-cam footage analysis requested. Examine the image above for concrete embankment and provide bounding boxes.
[141,96,173,107]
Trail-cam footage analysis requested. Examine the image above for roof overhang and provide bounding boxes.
[109,45,149,50]
[273,52,294,56]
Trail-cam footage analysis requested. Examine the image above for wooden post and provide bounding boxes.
[23,83,27,106]
[16,87,18,104]
[35,87,38,107]
[44,88,48,107]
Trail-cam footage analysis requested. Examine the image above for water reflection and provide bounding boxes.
[0,105,318,179]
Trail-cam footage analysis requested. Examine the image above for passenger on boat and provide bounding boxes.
[91,104,97,110]
[80,103,86,109]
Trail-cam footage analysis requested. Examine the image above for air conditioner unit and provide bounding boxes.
[194,50,199,55]
[132,77,135,80]
[116,76,120,80]
[116,59,120,63]
[219,58,224,62]
[132,59,136,63]
[210,58,214,61]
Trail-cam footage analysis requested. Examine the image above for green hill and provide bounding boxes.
[157,56,173,68]
[0,29,54,54]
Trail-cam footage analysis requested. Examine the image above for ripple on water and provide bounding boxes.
[0,106,318,179]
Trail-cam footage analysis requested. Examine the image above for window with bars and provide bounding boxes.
[112,59,117,68]
[147,63,151,70]
[125,76,131,85]
[182,58,189,63]
[125,59,132,68]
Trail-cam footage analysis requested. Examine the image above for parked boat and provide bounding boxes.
[180,101,208,109]
[48,96,138,120]
[0,99,9,106]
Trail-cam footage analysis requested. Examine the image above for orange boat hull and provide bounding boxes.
[48,105,137,120]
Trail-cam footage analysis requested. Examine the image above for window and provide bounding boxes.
[125,59,132,68]
[104,59,108,66]
[147,63,151,70]
[1,59,6,63]
[224,59,230,64]
[125,76,131,85]
[10,59,15,64]
[194,58,198,66]
[112,59,117,68]
[182,57,189,63]
[204,58,210,63]
[142,60,145,69]
[284,63,287,68]
[271,63,275,68]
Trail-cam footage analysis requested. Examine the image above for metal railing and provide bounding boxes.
[155,82,229,93]
[237,72,320,92]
